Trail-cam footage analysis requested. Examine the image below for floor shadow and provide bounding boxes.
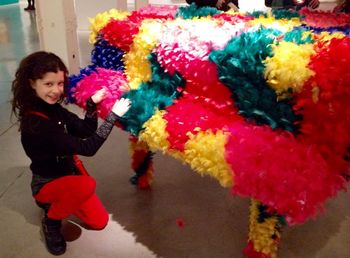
[3,134,350,258]
[87,139,254,258]
[279,188,350,258]
[62,219,83,242]
[85,130,350,258]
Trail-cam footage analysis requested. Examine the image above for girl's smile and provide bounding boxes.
[30,71,65,104]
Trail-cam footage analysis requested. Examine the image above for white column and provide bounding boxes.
[35,0,80,74]
[75,0,129,30]
[116,0,128,10]
[318,0,338,11]
[135,0,149,9]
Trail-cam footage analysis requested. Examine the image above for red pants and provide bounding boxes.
[34,175,109,230]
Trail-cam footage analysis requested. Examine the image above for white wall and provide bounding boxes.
[75,0,122,31]
[75,0,338,30]
[36,0,80,73]
[149,0,185,4]
[75,0,187,31]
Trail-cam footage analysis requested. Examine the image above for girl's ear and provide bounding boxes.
[30,79,36,89]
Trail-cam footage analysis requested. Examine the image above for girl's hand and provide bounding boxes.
[112,98,131,117]
[227,2,239,11]
[333,1,345,12]
[91,88,107,104]
[216,0,226,9]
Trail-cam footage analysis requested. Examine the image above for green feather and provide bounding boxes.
[210,27,301,132]
[176,3,221,20]
[120,53,185,135]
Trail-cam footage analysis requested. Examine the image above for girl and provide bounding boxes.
[11,51,131,255]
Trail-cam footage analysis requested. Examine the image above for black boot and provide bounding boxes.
[42,216,66,255]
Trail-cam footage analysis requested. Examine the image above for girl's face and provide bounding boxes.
[30,71,65,104]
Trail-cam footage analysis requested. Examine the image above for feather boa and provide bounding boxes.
[69,5,350,225]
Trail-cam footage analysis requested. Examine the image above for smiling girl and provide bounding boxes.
[11,51,131,255]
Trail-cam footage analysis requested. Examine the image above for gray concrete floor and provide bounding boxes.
[1,1,350,258]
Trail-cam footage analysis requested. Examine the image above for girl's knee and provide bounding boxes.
[76,176,96,196]
[89,214,109,230]
[81,176,96,189]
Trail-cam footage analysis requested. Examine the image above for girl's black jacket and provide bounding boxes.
[21,97,118,195]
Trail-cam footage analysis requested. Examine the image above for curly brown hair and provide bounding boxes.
[11,51,69,127]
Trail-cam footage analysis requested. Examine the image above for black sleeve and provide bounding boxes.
[186,0,218,7]
[42,112,119,157]
[265,0,295,7]
[283,0,295,6]
[265,0,273,7]
[230,0,239,7]
[63,98,98,138]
